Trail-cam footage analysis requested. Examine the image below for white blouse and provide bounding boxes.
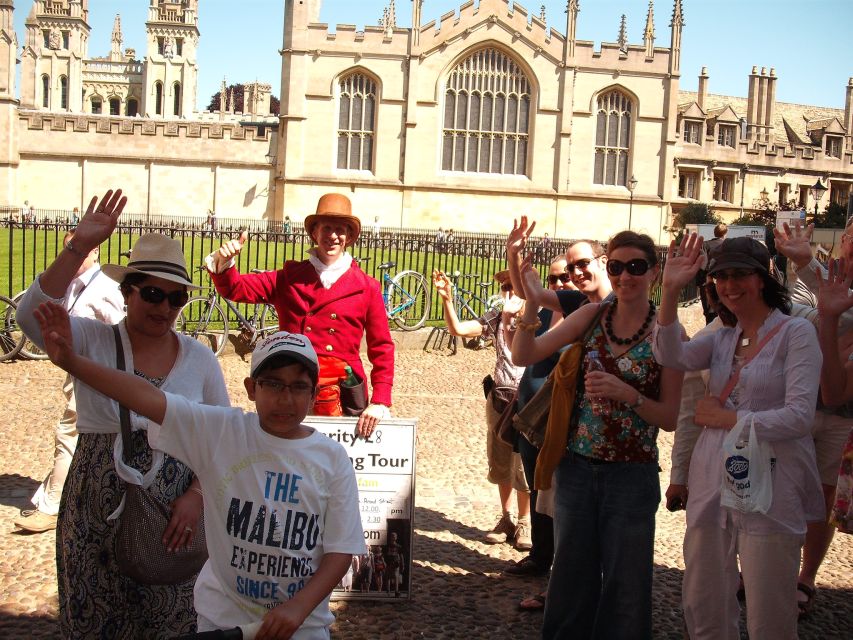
[653,309,824,535]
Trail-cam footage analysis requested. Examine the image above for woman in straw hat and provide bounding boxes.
[208,192,393,437]
[17,189,230,638]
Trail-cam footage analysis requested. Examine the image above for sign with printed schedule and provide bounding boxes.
[776,208,807,231]
[306,417,417,601]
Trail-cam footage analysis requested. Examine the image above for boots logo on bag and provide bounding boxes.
[725,456,749,480]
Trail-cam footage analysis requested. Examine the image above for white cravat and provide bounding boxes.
[308,249,353,289]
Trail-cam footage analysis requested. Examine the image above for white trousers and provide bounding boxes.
[32,374,77,515]
[682,519,803,640]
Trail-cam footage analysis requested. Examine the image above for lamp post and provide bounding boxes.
[627,174,638,230]
[809,179,827,224]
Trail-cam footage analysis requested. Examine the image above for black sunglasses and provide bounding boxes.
[566,258,595,273]
[547,273,573,285]
[606,259,651,277]
[131,285,189,309]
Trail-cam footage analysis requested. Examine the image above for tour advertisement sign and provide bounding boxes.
[307,417,417,601]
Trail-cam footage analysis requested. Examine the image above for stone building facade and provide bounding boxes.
[0,0,850,240]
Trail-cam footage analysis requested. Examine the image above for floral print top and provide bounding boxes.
[568,324,662,463]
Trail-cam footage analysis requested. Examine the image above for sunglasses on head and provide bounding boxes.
[547,273,573,285]
[566,258,595,273]
[131,285,189,309]
[606,259,651,277]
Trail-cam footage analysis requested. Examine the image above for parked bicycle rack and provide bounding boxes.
[422,326,458,355]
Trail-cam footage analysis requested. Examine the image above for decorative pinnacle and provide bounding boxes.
[670,0,684,27]
[618,14,628,52]
[644,1,655,41]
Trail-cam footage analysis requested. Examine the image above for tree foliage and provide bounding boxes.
[666,202,720,242]
[207,83,281,116]
[814,202,848,229]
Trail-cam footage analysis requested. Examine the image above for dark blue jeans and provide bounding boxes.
[542,454,660,640]
[518,435,554,569]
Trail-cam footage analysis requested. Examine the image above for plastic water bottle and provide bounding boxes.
[342,365,360,388]
[586,350,610,416]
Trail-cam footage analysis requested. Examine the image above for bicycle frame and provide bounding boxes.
[382,272,418,318]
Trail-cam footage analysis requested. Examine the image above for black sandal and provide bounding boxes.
[797,582,816,618]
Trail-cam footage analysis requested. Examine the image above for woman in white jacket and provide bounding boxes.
[654,233,823,640]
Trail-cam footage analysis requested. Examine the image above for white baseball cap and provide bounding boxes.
[250,332,319,381]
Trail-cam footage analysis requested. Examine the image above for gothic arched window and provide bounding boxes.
[41,75,50,108]
[91,96,102,114]
[127,98,139,117]
[109,97,120,116]
[154,82,163,116]
[173,82,181,117]
[59,75,68,110]
[442,48,531,175]
[593,89,633,186]
[337,73,376,171]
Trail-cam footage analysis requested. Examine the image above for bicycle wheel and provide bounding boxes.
[12,292,49,360]
[389,270,430,331]
[256,304,280,341]
[177,297,230,357]
[0,295,24,362]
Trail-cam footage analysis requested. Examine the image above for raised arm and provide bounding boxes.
[817,258,853,407]
[506,216,535,299]
[658,233,704,327]
[206,231,278,304]
[432,270,483,338]
[35,301,166,424]
[511,300,599,367]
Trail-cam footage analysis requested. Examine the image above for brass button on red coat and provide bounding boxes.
[325,345,333,352]
[328,328,335,334]
[330,313,337,319]
[305,326,312,332]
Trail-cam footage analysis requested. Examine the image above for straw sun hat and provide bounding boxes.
[101,233,199,289]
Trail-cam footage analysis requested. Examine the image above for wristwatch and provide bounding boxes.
[64,239,86,257]
[629,392,645,410]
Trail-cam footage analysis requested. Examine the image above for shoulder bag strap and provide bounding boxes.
[718,320,789,404]
[112,324,134,464]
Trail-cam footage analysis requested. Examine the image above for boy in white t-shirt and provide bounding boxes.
[33,302,366,640]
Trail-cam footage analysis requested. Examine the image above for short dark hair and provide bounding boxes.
[606,230,658,266]
[118,272,150,297]
[253,354,319,387]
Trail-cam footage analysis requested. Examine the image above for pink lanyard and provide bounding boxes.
[718,320,788,404]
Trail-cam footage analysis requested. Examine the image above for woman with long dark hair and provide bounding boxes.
[512,230,683,639]
[654,233,823,640]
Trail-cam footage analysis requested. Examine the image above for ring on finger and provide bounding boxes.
[184,526,193,533]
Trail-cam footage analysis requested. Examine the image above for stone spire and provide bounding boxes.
[110,14,122,61]
[669,0,684,74]
[643,1,655,57]
[617,14,628,53]
[227,87,234,113]
[540,5,546,23]
[219,78,226,112]
[388,0,396,27]
[411,0,424,46]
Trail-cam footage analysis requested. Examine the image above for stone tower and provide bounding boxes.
[20,0,91,111]
[0,0,18,203]
[142,0,199,118]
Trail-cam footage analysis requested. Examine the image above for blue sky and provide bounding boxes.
[13,0,853,110]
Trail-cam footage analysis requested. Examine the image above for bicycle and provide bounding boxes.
[0,295,25,362]
[176,267,279,356]
[10,291,49,360]
[447,271,498,321]
[358,258,430,331]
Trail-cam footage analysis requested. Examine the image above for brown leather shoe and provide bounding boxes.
[13,509,57,533]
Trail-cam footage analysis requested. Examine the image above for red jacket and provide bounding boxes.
[210,261,394,406]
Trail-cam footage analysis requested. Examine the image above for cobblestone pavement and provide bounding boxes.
[1,311,851,638]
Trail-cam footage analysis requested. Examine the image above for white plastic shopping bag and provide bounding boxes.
[720,414,775,514]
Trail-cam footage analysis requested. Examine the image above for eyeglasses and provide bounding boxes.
[130,285,189,309]
[255,379,315,398]
[711,269,757,283]
[500,283,513,292]
[566,258,596,273]
[606,259,651,277]
[547,273,573,285]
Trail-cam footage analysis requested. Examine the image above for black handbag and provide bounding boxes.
[112,325,208,585]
